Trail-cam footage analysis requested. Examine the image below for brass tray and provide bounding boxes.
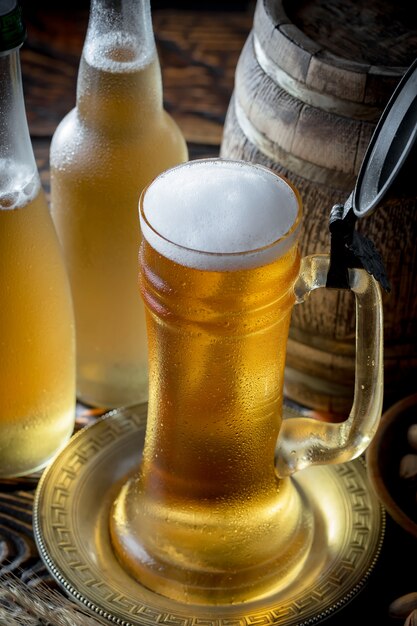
[33,403,385,626]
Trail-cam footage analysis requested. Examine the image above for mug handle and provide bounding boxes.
[276,254,384,478]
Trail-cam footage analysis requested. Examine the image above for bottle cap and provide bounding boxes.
[0,0,26,52]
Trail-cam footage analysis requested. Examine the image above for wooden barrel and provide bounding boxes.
[220,0,417,416]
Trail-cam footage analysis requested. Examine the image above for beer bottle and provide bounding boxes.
[0,0,76,477]
[50,0,188,409]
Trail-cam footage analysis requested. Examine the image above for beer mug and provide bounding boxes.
[110,158,383,604]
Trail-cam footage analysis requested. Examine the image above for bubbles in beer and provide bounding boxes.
[141,159,301,270]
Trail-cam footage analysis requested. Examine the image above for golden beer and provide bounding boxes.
[110,159,314,603]
[110,159,385,605]
[0,181,75,477]
[50,29,188,408]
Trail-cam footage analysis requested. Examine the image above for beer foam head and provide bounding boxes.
[140,159,302,270]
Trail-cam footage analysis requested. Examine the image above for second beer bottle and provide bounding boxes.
[50,0,188,409]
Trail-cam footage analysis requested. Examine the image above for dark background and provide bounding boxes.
[20,0,254,11]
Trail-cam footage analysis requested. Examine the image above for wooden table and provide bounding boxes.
[1,3,416,625]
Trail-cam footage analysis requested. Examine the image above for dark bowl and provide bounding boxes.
[366,393,417,539]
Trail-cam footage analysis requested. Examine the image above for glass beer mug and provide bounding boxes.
[110,158,383,604]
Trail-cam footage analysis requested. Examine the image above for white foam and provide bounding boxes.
[84,31,152,73]
[140,159,301,270]
[0,160,40,211]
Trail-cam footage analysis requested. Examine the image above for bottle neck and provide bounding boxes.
[0,46,38,199]
[86,0,155,51]
[76,0,163,128]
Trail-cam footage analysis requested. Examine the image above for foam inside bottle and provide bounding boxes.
[0,159,39,210]
[140,159,302,271]
[84,31,154,72]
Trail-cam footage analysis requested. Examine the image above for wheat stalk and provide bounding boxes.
[0,570,109,626]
